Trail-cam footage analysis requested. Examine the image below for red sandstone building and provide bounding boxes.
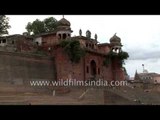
[33,17,125,81]
[0,17,126,82]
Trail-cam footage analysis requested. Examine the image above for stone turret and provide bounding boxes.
[56,17,73,40]
[110,33,121,46]
[110,33,122,53]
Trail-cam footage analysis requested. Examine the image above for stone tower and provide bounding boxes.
[56,17,73,40]
[110,33,124,81]
[110,33,122,53]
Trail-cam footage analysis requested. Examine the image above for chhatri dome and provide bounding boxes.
[57,17,71,26]
[110,33,121,43]
[109,33,121,46]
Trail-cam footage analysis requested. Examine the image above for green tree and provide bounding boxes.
[60,39,86,63]
[0,15,11,36]
[26,19,45,35]
[25,17,57,35]
[44,17,57,32]
[103,51,129,68]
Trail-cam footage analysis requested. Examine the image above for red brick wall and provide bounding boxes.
[42,34,59,46]
[98,45,110,53]
[16,38,35,52]
[0,51,55,85]
[53,47,123,82]
[84,52,113,81]
[111,58,125,81]
[53,47,84,81]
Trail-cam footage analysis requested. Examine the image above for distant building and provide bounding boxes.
[134,70,160,84]
[0,34,36,53]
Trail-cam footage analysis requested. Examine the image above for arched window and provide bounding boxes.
[63,33,67,39]
[2,39,6,43]
[90,60,96,76]
[86,43,88,47]
[58,34,61,39]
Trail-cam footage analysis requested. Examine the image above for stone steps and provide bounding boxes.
[104,90,139,105]
[107,86,160,105]
[78,88,104,104]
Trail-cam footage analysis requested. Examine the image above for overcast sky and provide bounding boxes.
[6,15,160,77]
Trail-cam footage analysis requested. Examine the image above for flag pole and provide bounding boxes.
[142,64,144,73]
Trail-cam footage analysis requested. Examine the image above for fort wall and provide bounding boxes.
[0,51,55,86]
